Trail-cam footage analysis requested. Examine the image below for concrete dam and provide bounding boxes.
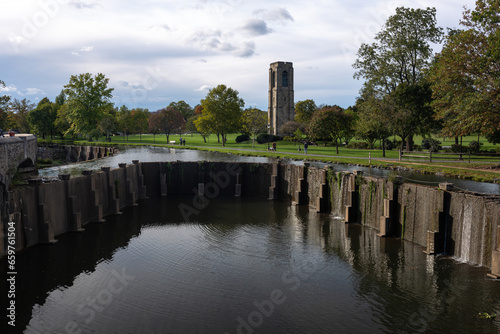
[1,160,499,278]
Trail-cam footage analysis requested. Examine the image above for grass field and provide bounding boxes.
[39,133,500,183]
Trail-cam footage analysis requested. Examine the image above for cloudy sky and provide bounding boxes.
[0,0,475,111]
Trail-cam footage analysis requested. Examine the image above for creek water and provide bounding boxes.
[38,146,500,195]
[1,197,499,333]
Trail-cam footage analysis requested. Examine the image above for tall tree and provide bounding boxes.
[98,105,118,141]
[148,112,162,143]
[355,87,392,155]
[353,7,443,150]
[130,108,149,141]
[63,73,114,140]
[9,98,34,133]
[28,97,57,139]
[168,101,193,120]
[116,105,133,141]
[0,80,11,131]
[157,107,184,143]
[242,108,267,148]
[196,84,244,146]
[295,99,317,124]
[428,0,500,137]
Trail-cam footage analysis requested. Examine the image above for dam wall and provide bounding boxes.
[1,161,499,277]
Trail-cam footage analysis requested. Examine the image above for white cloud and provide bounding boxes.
[195,85,211,92]
[0,0,478,110]
[26,88,46,95]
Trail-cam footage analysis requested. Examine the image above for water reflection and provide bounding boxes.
[2,197,498,334]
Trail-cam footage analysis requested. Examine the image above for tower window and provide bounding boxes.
[282,71,288,87]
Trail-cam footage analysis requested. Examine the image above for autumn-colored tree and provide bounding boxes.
[0,80,11,131]
[157,107,185,143]
[428,0,500,137]
[148,112,162,143]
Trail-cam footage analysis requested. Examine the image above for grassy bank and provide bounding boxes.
[38,133,500,183]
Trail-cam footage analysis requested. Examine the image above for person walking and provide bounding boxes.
[272,142,276,152]
[304,142,308,154]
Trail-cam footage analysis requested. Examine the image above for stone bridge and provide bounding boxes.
[0,134,37,185]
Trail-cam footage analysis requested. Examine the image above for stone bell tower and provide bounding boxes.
[268,61,294,135]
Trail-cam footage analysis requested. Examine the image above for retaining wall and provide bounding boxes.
[1,161,499,277]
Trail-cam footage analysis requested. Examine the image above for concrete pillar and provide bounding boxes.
[235,173,243,197]
[316,168,328,213]
[102,166,121,214]
[344,173,359,224]
[29,179,57,244]
[268,161,280,200]
[59,174,84,232]
[133,160,148,199]
[489,225,500,278]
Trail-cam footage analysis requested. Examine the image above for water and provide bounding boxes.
[37,146,500,195]
[2,197,499,334]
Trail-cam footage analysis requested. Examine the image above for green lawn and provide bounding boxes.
[38,132,500,182]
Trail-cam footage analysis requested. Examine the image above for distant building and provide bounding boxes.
[268,61,294,135]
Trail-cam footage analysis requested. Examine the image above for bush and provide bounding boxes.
[346,141,369,149]
[235,134,250,143]
[468,140,482,153]
[451,144,465,153]
[283,136,295,142]
[421,138,441,152]
[256,133,280,144]
[384,140,395,150]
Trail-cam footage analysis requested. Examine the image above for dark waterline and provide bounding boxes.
[38,146,500,195]
[1,197,499,333]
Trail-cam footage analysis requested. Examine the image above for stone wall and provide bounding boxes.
[0,135,37,176]
[2,161,499,277]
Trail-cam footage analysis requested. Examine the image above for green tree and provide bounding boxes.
[116,105,133,141]
[295,99,317,124]
[196,84,244,146]
[0,80,11,131]
[353,7,443,150]
[9,98,34,133]
[130,108,149,141]
[242,108,267,148]
[168,101,193,120]
[98,106,118,141]
[428,0,500,138]
[28,97,57,139]
[355,88,392,155]
[307,105,351,154]
[63,73,114,140]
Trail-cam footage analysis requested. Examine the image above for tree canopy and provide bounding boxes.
[428,0,500,137]
[63,73,114,140]
[195,84,244,146]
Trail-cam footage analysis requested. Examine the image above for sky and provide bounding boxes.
[0,0,476,112]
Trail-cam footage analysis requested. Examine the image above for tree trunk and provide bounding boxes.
[335,139,339,154]
[455,136,459,145]
[382,138,386,158]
